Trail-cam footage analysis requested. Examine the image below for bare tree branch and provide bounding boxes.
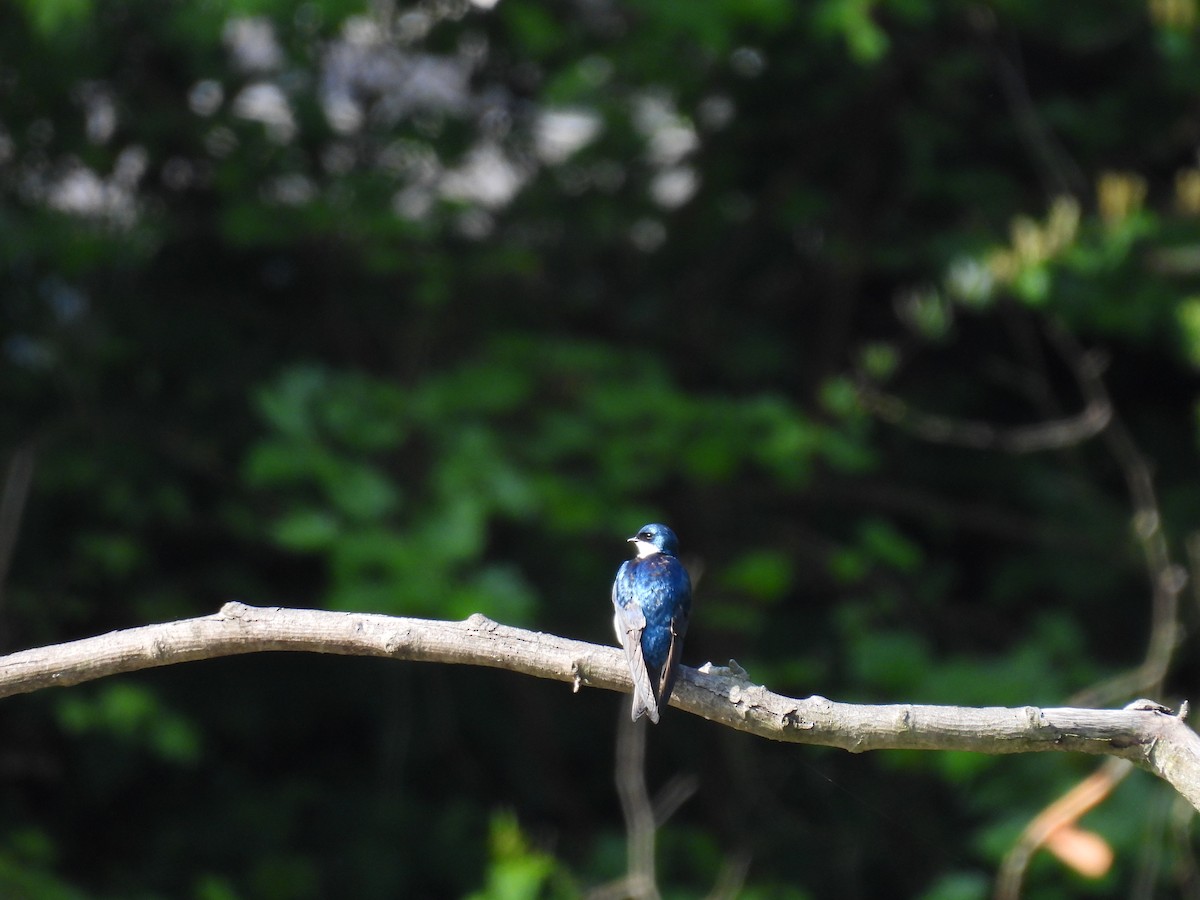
[857,383,1112,452]
[3,602,1200,811]
[854,338,1112,454]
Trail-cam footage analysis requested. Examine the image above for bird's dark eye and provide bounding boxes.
[639,531,653,540]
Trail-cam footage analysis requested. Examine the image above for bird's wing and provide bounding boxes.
[612,565,661,724]
[655,561,692,713]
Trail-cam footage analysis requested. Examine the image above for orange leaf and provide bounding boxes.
[1044,825,1113,879]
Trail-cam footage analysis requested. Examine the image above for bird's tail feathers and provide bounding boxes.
[629,666,661,724]
[631,690,660,724]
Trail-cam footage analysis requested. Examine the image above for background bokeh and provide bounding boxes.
[4,1,1200,897]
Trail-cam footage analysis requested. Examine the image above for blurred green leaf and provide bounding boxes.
[848,630,930,694]
[919,871,990,900]
[858,518,923,573]
[14,0,90,35]
[466,812,565,900]
[272,508,341,550]
[55,684,202,765]
[721,550,794,602]
[1177,295,1200,367]
[816,0,891,61]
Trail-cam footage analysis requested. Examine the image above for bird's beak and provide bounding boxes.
[626,537,638,544]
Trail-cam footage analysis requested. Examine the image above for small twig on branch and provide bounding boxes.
[2,603,1200,811]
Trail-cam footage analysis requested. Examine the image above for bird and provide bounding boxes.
[611,523,692,723]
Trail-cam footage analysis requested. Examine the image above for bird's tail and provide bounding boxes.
[630,672,661,724]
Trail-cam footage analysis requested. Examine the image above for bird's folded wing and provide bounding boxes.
[613,598,660,723]
[656,605,690,713]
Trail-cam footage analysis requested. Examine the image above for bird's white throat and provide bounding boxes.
[633,539,658,559]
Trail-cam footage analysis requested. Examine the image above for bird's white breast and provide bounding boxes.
[632,539,658,559]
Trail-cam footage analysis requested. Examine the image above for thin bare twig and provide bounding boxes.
[651,773,697,827]
[588,707,699,899]
[855,318,1113,455]
[706,851,752,900]
[1054,323,1185,708]
[612,715,659,900]
[855,379,1111,453]
[1130,784,1175,900]
[990,35,1089,199]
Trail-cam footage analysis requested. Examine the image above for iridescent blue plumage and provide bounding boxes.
[612,523,692,723]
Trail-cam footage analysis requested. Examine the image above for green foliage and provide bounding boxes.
[242,341,860,621]
[466,812,571,900]
[1176,295,1200,367]
[919,870,990,900]
[13,0,91,36]
[720,550,794,602]
[0,829,87,900]
[815,0,891,62]
[56,683,203,765]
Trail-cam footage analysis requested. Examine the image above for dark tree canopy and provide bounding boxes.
[3,0,1200,897]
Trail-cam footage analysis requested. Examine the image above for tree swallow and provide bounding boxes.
[612,523,692,723]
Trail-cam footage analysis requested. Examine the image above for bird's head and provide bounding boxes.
[628,523,680,559]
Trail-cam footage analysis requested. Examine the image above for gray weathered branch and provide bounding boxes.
[2,602,1199,810]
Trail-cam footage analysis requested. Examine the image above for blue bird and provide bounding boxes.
[612,523,692,723]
